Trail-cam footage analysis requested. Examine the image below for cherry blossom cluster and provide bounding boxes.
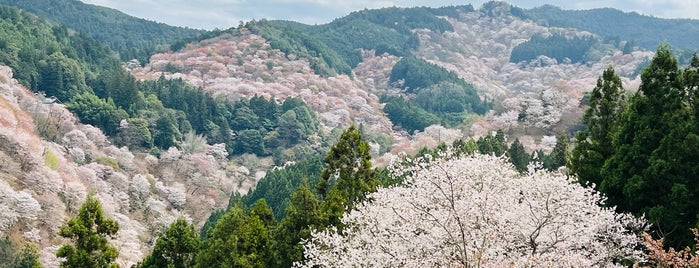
[298,152,644,267]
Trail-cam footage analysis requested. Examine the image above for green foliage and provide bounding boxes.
[248,20,350,77]
[273,182,324,267]
[56,194,119,268]
[508,138,530,172]
[390,56,470,94]
[66,93,127,136]
[92,156,119,170]
[248,6,460,77]
[381,95,440,134]
[196,203,276,268]
[476,130,508,156]
[241,158,323,220]
[43,148,59,170]
[384,57,488,132]
[510,33,597,64]
[524,5,699,51]
[570,66,626,188]
[569,45,699,248]
[115,118,153,150]
[0,238,42,268]
[545,133,569,171]
[0,0,204,63]
[317,125,378,227]
[135,218,199,268]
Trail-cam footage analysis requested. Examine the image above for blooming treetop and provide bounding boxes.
[297,153,644,267]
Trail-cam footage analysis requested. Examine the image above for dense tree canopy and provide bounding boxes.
[299,153,643,267]
[135,218,199,268]
[569,45,699,248]
[570,66,626,188]
[510,33,597,64]
[0,0,203,63]
[56,195,119,268]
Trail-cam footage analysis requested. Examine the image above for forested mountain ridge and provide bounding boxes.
[1,1,699,266]
[523,5,699,52]
[0,0,205,62]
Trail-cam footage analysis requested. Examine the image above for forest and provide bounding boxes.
[1,1,699,267]
[0,0,203,63]
[0,6,325,163]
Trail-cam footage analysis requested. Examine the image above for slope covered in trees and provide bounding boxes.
[0,0,204,63]
[523,5,699,51]
[247,5,472,76]
[570,46,699,249]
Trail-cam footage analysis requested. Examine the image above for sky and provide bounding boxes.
[80,0,699,30]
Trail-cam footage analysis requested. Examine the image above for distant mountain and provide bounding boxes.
[0,0,204,63]
[523,5,699,51]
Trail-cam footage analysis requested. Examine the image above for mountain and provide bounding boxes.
[2,1,699,266]
[0,0,204,62]
[523,5,699,51]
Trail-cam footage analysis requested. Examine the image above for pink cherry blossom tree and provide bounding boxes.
[298,152,644,267]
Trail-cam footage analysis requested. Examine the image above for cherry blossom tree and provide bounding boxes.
[298,152,644,267]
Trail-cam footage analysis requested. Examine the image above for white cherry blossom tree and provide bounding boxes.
[298,152,644,267]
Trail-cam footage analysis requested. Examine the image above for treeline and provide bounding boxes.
[383,56,489,133]
[523,5,699,51]
[510,33,597,64]
[569,45,699,248]
[120,126,567,268]
[0,6,321,160]
[49,125,568,268]
[248,6,469,77]
[0,0,204,63]
[131,125,379,267]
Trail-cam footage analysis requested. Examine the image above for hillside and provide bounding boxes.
[0,0,204,62]
[135,2,653,153]
[524,5,699,51]
[2,1,699,266]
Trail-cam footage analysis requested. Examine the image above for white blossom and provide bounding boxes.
[299,153,643,267]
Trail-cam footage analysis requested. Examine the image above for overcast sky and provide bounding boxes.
[80,0,699,30]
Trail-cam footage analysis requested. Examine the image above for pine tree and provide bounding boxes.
[274,182,325,267]
[317,125,378,227]
[545,133,568,171]
[56,195,119,268]
[507,138,529,172]
[135,218,199,268]
[600,45,698,247]
[570,66,626,188]
[195,201,276,268]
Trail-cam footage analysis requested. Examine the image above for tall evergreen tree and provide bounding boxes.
[570,66,626,188]
[317,125,378,227]
[507,138,529,172]
[135,218,199,268]
[274,182,325,267]
[195,201,276,268]
[56,195,119,268]
[545,133,569,171]
[600,45,698,247]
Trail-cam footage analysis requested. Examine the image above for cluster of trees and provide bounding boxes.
[51,123,693,267]
[0,238,42,268]
[300,153,643,267]
[510,33,597,64]
[415,129,568,174]
[570,45,699,248]
[382,56,490,133]
[0,0,203,63]
[248,6,466,77]
[134,125,379,267]
[523,5,699,51]
[0,6,321,159]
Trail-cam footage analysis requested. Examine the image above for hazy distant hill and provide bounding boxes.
[523,5,699,51]
[0,0,204,62]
